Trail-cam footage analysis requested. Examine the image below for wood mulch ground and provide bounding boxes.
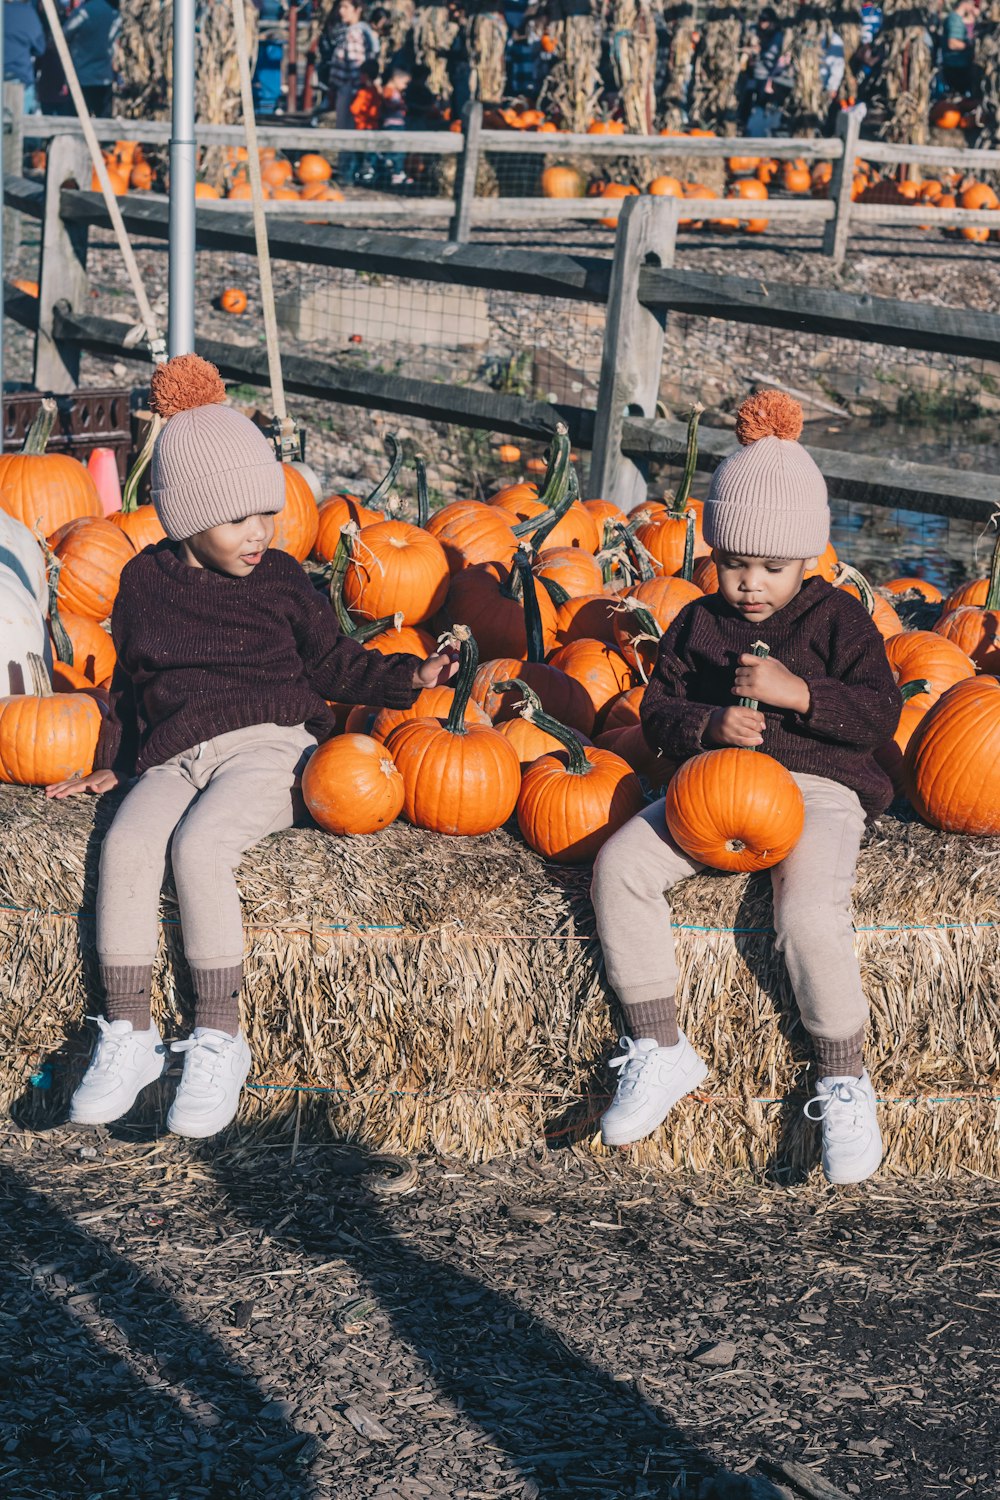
[1,1121,996,1500]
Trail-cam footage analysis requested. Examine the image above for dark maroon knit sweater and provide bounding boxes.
[95,541,420,775]
[641,577,903,816]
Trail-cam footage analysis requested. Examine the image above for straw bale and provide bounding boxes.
[1,783,998,1175]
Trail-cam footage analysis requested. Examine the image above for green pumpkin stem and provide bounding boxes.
[445,625,479,735]
[834,563,876,616]
[365,434,403,510]
[669,402,703,519]
[415,455,430,528]
[512,547,547,665]
[122,413,163,514]
[498,681,591,775]
[23,399,57,456]
[737,640,770,751]
[986,531,1000,612]
[679,510,695,582]
[46,558,74,667]
[329,523,395,640]
[510,425,572,541]
[899,678,932,702]
[613,522,656,584]
[537,573,571,607]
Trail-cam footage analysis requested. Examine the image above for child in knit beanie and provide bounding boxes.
[592,391,902,1185]
[48,354,457,1140]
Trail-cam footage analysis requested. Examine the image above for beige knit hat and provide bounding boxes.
[148,355,285,541]
[702,392,829,560]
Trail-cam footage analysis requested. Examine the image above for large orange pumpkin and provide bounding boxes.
[594,722,675,787]
[269,463,319,562]
[0,402,103,538]
[613,576,702,674]
[301,733,404,834]
[883,630,975,710]
[370,684,489,745]
[47,569,117,686]
[602,683,645,734]
[552,593,619,648]
[0,653,102,785]
[363,621,435,659]
[874,678,933,797]
[515,704,644,863]
[297,152,333,184]
[933,534,1000,672]
[906,677,1000,833]
[664,747,804,872]
[343,518,449,626]
[548,638,635,725]
[881,576,942,602]
[540,164,585,198]
[53,517,134,622]
[425,499,520,575]
[446,559,559,661]
[385,628,521,836]
[314,494,385,562]
[533,545,605,599]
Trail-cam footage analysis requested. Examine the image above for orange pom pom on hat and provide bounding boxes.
[148,353,285,541]
[702,391,829,560]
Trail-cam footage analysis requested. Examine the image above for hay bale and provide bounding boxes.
[1,784,998,1174]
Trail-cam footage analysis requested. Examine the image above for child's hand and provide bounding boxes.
[46,769,122,800]
[734,653,811,714]
[704,707,766,748]
[412,648,459,690]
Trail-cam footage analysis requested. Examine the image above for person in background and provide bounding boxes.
[48,0,120,118]
[744,6,794,138]
[4,0,45,115]
[941,0,980,96]
[320,0,380,184]
[820,24,846,131]
[349,57,381,182]
[379,58,413,188]
[506,18,542,102]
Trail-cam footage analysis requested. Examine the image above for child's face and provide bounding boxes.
[713,549,816,622]
[180,513,276,577]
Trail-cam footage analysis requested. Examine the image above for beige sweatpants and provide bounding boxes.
[591,772,869,1045]
[97,722,317,970]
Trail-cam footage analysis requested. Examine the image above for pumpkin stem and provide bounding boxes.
[23,398,57,456]
[492,676,545,718]
[497,682,591,775]
[597,546,625,587]
[122,412,163,515]
[612,521,656,584]
[536,573,571,608]
[678,510,695,583]
[328,525,361,636]
[512,547,547,665]
[28,651,53,697]
[444,624,478,736]
[45,552,74,666]
[986,530,1000,612]
[737,639,770,749]
[667,402,703,519]
[834,562,876,616]
[510,425,572,541]
[899,678,932,702]
[365,435,404,510]
[415,455,430,529]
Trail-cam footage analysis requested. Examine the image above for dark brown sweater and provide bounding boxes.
[95,541,420,776]
[641,578,903,816]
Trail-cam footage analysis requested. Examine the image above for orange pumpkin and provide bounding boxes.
[297,152,333,184]
[613,575,702,675]
[552,594,620,649]
[599,182,639,227]
[314,495,385,562]
[882,576,942,602]
[129,161,154,191]
[960,182,999,212]
[371,684,489,745]
[533,545,605,599]
[195,181,222,199]
[301,733,404,835]
[220,287,248,315]
[343,519,449,626]
[883,630,975,710]
[494,681,587,773]
[0,653,102,785]
[0,402,102,538]
[602,683,645,734]
[906,678,1000,833]
[540,165,585,198]
[425,499,519,575]
[664,746,805,872]
[363,621,435,659]
[516,705,645,864]
[497,444,521,463]
[874,679,934,797]
[594,723,675,786]
[647,175,683,198]
[804,541,839,583]
[835,564,902,640]
[385,629,522,836]
[446,560,559,662]
[269,464,320,562]
[548,639,635,725]
[781,160,812,195]
[54,517,134,623]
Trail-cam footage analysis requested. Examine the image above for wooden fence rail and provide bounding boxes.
[3,152,999,523]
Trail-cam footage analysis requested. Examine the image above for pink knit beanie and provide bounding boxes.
[702,392,829,560]
[148,354,285,542]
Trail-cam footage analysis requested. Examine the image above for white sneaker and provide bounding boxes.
[167,1028,251,1139]
[69,1017,167,1126]
[804,1070,883,1185]
[601,1033,709,1146]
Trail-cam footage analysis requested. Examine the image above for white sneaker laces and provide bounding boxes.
[171,1033,228,1095]
[609,1036,653,1095]
[804,1080,866,1137]
[84,1015,131,1075]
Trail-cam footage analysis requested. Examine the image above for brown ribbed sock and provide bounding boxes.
[620,996,679,1050]
[191,965,243,1036]
[101,964,154,1031]
[814,1027,866,1080]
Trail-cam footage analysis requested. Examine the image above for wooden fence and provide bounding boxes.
[10,97,1000,263]
[3,142,1000,524]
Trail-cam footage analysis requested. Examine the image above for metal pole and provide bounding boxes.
[169,0,197,356]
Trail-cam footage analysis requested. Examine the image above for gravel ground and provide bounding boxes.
[1,1123,997,1500]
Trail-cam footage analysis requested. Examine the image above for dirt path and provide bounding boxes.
[1,1123,997,1500]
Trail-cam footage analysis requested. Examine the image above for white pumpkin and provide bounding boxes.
[0,562,52,694]
[0,509,47,612]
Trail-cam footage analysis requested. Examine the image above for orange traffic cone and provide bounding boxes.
[87,446,123,516]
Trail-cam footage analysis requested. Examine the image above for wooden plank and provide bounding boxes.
[2,278,41,329]
[823,105,863,265]
[620,417,1000,523]
[34,135,91,393]
[850,202,1000,228]
[2,175,46,220]
[3,84,25,269]
[57,186,613,302]
[449,100,482,245]
[860,138,1000,171]
[26,115,463,154]
[50,305,595,447]
[636,267,1000,361]
[480,132,845,160]
[589,195,679,511]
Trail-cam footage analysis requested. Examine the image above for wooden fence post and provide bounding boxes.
[3,83,25,271]
[34,134,92,393]
[823,104,865,267]
[588,194,679,511]
[448,100,483,245]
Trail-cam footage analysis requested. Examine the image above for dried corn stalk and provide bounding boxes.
[789,8,825,135]
[610,0,657,135]
[881,0,932,145]
[386,0,416,67]
[689,8,743,136]
[978,2,1000,146]
[538,14,604,135]
[414,2,460,102]
[659,3,696,129]
[469,10,508,105]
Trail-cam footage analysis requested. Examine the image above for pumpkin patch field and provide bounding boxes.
[1,411,999,1173]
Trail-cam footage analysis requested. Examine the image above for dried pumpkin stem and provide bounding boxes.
[365,435,404,511]
[22,398,57,456]
[834,562,876,616]
[28,651,53,698]
[536,573,571,608]
[46,558,74,667]
[612,521,656,583]
[444,625,478,736]
[493,677,544,718]
[122,412,163,514]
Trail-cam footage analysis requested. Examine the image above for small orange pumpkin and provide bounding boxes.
[301,733,404,834]
[220,287,248,315]
[0,653,102,785]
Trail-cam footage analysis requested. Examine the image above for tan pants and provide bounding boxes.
[97,722,317,970]
[591,772,869,1045]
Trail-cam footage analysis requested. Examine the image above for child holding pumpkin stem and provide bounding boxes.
[46,354,457,1140]
[592,391,902,1185]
